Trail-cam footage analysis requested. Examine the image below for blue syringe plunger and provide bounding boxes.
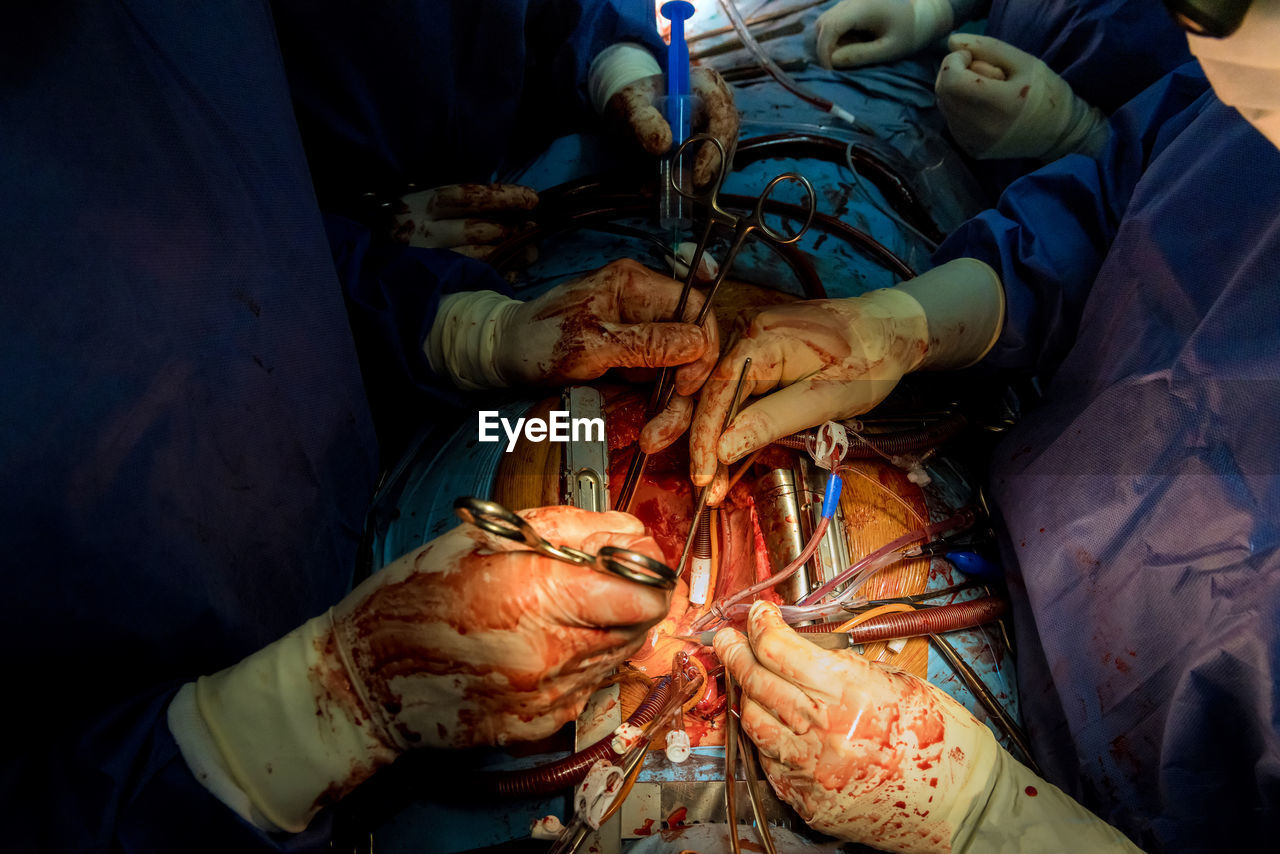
[660,1,695,138]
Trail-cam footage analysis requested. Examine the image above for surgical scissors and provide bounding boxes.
[453,497,679,591]
[617,135,817,511]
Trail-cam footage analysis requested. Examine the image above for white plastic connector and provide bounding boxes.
[688,557,712,606]
[575,759,626,830]
[807,420,850,471]
[610,722,645,755]
[530,815,565,840]
[665,729,691,763]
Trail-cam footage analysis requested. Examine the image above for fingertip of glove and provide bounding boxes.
[747,600,783,635]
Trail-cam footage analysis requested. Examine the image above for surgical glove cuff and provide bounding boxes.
[589,43,662,115]
[850,287,932,375]
[426,290,523,390]
[896,258,1004,369]
[985,70,1109,161]
[953,748,1143,853]
[194,611,401,833]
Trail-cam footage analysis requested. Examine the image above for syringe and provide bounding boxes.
[659,1,696,248]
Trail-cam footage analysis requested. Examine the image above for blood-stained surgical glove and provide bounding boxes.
[814,0,969,69]
[427,258,718,395]
[390,183,538,260]
[182,506,671,833]
[936,34,1110,160]
[714,601,1142,853]
[588,41,738,188]
[605,67,740,188]
[689,258,1003,504]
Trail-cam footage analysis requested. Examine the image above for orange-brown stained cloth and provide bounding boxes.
[837,460,931,677]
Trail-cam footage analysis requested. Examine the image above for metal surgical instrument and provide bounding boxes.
[676,356,753,575]
[617,136,816,511]
[453,497,678,591]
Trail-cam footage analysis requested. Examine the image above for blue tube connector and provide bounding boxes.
[822,472,843,519]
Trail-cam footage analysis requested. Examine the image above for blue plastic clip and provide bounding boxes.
[945,550,1003,580]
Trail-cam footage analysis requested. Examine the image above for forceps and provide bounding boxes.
[453,497,678,591]
[616,135,817,511]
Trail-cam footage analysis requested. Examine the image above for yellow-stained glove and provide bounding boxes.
[426,258,719,393]
[390,183,538,260]
[936,34,1110,161]
[190,506,671,833]
[688,258,1003,504]
[714,601,1143,853]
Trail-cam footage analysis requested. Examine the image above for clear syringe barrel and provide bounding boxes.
[658,94,695,230]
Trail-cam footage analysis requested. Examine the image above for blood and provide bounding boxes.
[665,806,688,828]
[1025,785,1038,797]
[1110,734,1141,772]
[632,818,655,836]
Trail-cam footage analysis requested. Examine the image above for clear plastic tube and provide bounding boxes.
[715,0,857,127]
[691,514,831,631]
[797,509,975,607]
[706,508,979,627]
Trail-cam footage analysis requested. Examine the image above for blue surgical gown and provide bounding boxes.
[965,0,1192,194]
[0,1,647,851]
[269,0,664,207]
[988,0,1190,114]
[935,63,1280,849]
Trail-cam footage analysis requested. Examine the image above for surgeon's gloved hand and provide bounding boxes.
[190,506,672,833]
[714,601,1143,853]
[588,43,739,188]
[688,259,1003,504]
[936,34,1110,160]
[608,68,740,188]
[428,258,719,401]
[814,0,957,69]
[390,183,538,260]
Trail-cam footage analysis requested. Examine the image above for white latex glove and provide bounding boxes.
[190,506,671,833]
[688,258,1003,504]
[428,259,719,396]
[714,601,1143,853]
[605,67,740,188]
[814,0,956,69]
[390,183,538,259]
[936,34,1110,160]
